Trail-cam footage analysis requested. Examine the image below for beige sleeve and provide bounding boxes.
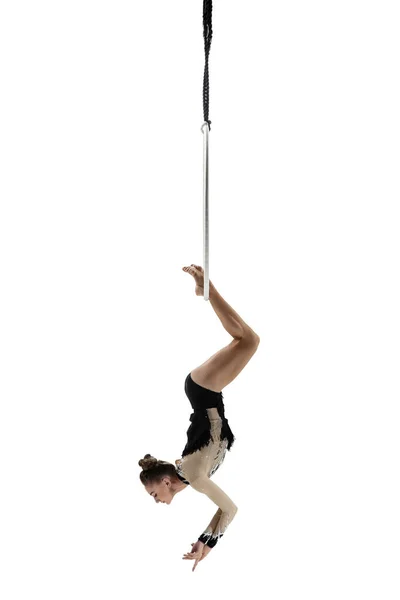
[200,507,222,539]
[190,475,238,548]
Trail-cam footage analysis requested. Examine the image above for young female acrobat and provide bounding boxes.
[138,264,260,571]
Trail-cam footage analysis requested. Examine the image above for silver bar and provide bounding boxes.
[201,122,210,301]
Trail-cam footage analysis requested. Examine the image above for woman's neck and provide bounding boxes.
[172,479,188,496]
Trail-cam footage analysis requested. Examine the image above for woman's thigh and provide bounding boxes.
[190,335,259,392]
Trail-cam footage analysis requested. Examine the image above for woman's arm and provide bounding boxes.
[190,475,238,548]
[197,507,222,546]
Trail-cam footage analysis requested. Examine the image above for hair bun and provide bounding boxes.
[138,454,158,470]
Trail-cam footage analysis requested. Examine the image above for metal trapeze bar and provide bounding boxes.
[201,121,210,301]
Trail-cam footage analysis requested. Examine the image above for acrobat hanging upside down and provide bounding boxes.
[139,265,260,571]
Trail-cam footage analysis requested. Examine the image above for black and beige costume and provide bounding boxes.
[175,373,237,548]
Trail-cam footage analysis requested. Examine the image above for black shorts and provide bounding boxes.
[181,372,236,457]
[184,372,224,410]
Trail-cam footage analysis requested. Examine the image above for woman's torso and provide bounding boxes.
[176,408,228,481]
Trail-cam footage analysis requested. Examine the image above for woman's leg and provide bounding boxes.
[183,265,260,392]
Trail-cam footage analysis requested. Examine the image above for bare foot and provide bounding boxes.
[182,264,208,296]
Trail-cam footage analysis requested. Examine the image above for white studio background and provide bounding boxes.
[0,1,399,598]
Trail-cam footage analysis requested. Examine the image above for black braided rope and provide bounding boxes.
[203,0,213,131]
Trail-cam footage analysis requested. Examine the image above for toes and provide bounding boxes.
[183,265,201,277]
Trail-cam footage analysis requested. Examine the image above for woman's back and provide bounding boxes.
[175,409,229,482]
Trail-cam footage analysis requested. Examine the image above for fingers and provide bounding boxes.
[182,552,202,561]
[182,552,202,571]
[182,543,199,559]
[183,541,203,569]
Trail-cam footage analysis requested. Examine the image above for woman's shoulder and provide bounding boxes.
[175,458,191,485]
[175,457,209,485]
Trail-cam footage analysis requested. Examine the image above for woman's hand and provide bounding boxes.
[198,544,212,563]
[182,540,205,572]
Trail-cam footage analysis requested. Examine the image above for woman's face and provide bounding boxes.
[145,478,173,505]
